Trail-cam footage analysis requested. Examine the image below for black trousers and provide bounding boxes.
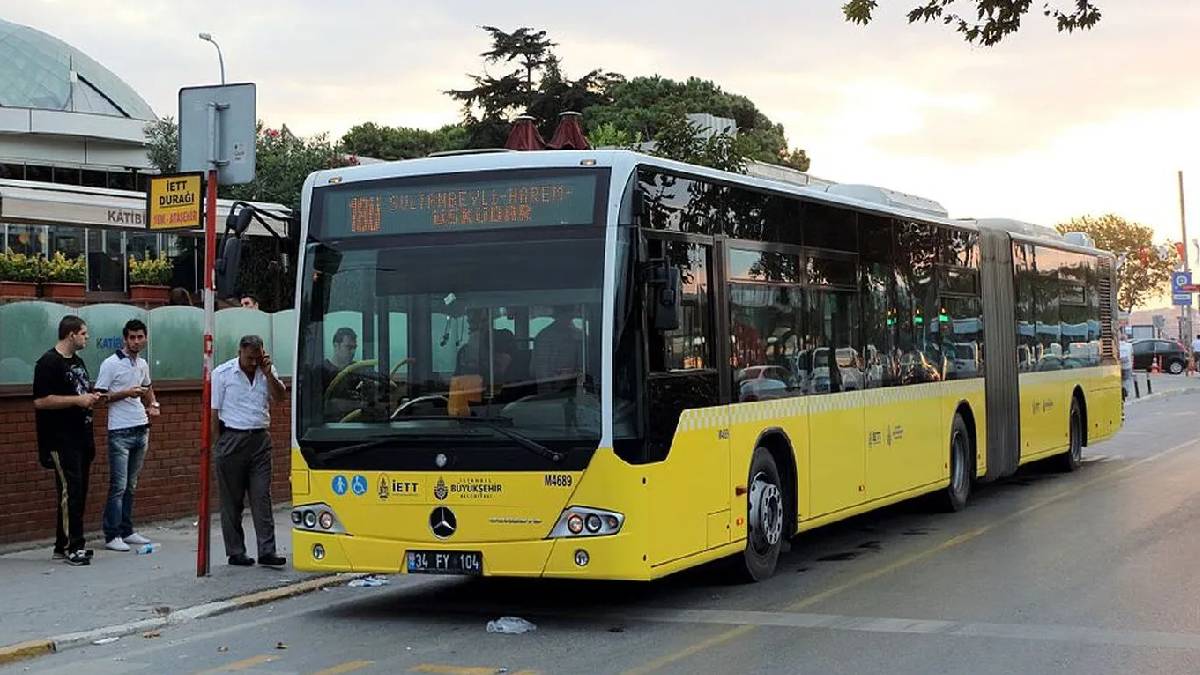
[50,449,92,553]
[215,429,275,558]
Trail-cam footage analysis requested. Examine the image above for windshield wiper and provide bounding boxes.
[304,436,403,465]
[395,416,565,463]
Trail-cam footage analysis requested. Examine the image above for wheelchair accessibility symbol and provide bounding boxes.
[331,475,348,496]
[351,475,368,496]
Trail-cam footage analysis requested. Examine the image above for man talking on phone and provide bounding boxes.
[211,335,287,568]
[94,319,159,552]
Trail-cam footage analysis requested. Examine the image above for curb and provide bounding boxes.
[0,640,55,666]
[0,572,368,666]
[1126,386,1200,406]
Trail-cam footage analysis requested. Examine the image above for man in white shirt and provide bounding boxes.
[94,319,159,552]
[1191,334,1200,371]
[211,335,287,568]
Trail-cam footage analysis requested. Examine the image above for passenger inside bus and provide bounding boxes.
[532,305,583,393]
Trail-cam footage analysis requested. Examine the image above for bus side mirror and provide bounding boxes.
[650,260,681,332]
[215,235,243,298]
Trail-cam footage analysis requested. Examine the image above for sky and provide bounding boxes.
[7,0,1200,267]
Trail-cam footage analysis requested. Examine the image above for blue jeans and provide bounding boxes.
[103,425,148,542]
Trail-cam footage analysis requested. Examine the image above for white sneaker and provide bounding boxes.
[105,537,131,552]
[124,533,151,545]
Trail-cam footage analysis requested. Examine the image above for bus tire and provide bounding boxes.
[1056,397,1084,472]
[736,448,785,582]
[939,414,972,512]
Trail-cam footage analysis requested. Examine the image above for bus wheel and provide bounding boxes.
[1056,397,1084,472]
[737,448,785,582]
[939,414,972,512]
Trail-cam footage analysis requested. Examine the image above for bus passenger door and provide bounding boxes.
[804,288,866,518]
[644,238,729,566]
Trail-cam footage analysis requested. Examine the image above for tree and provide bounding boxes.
[447,26,621,148]
[584,76,810,172]
[144,117,179,174]
[649,113,749,173]
[1056,214,1175,310]
[842,0,1102,46]
[340,122,468,161]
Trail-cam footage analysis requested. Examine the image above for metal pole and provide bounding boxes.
[1181,171,1194,370]
[198,33,226,85]
[197,102,220,577]
[197,169,216,577]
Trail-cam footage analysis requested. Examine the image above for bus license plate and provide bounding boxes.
[406,550,483,575]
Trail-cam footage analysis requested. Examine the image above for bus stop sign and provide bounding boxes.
[1172,270,1193,306]
[179,83,256,185]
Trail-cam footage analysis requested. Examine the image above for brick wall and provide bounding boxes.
[0,388,292,546]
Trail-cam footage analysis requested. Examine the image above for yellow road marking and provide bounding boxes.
[623,625,753,675]
[632,437,1200,673]
[312,660,375,675]
[194,653,277,674]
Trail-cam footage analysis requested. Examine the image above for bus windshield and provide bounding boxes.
[296,176,608,450]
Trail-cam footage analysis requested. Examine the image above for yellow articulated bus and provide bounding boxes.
[287,150,1122,581]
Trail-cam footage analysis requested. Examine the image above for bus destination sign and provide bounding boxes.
[322,174,597,237]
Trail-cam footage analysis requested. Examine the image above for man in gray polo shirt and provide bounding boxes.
[94,319,159,552]
[211,335,287,568]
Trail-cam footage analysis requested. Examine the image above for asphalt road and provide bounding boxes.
[11,391,1200,675]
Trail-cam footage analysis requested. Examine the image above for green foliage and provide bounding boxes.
[447,26,622,148]
[587,122,640,149]
[144,117,178,174]
[222,125,356,212]
[43,252,85,284]
[649,113,748,174]
[340,122,468,161]
[583,76,809,172]
[0,251,41,282]
[1056,215,1174,310]
[129,253,173,286]
[842,0,1102,46]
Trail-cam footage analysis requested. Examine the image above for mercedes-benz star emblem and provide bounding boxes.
[430,507,456,539]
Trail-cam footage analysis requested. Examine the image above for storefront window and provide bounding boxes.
[49,226,85,259]
[127,232,159,259]
[4,224,47,255]
[87,228,125,292]
[164,232,201,298]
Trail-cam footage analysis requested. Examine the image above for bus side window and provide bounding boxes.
[645,238,718,460]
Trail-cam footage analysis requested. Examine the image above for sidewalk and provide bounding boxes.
[1126,372,1200,405]
[0,508,323,650]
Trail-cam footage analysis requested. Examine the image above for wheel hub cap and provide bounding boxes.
[749,473,783,549]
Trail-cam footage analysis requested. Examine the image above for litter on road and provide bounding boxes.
[486,617,537,634]
[347,576,389,588]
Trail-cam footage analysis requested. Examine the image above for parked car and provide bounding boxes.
[1131,338,1189,374]
[736,365,796,401]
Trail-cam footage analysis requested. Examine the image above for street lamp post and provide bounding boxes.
[197,32,226,85]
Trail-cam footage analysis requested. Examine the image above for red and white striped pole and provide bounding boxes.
[197,167,217,577]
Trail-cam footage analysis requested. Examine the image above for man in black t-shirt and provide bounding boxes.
[33,315,101,566]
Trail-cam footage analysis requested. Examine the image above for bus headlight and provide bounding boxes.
[549,507,624,538]
[292,503,346,534]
